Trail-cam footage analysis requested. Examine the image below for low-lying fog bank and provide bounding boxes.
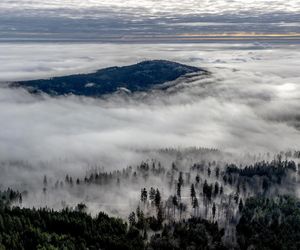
[0,42,300,215]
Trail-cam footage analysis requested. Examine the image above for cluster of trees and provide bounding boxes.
[225,159,296,180]
[126,184,226,249]
[47,160,167,190]
[223,158,298,198]
[0,189,23,209]
[41,154,300,230]
[3,150,300,249]
[2,191,300,249]
[0,205,144,250]
[237,195,300,250]
[118,154,300,249]
[148,218,225,250]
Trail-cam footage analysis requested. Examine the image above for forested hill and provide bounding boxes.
[12,60,206,97]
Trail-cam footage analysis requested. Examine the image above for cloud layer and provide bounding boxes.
[0,0,299,40]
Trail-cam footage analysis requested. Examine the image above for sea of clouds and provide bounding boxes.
[0,42,300,213]
[0,42,299,166]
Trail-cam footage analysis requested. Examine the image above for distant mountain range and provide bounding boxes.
[12,60,207,97]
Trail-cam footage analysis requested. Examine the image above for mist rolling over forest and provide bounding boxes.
[1,0,300,249]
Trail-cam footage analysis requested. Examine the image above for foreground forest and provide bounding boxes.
[1,149,300,249]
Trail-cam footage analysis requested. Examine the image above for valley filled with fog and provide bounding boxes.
[1,0,300,248]
[0,42,300,217]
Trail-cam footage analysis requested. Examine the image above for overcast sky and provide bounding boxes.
[0,0,299,41]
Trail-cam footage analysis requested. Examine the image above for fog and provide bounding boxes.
[0,42,300,215]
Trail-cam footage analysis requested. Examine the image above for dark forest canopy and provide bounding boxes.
[2,193,300,250]
[12,60,207,97]
[0,206,144,250]
[237,196,300,250]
